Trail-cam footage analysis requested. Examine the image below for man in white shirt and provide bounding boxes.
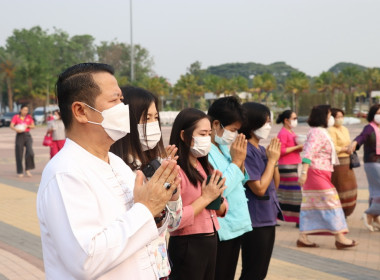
[37,63,180,280]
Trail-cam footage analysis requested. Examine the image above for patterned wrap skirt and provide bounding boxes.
[300,168,348,235]
[277,164,302,223]
[331,157,358,217]
[364,162,380,216]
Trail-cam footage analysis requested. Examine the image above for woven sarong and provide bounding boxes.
[277,164,301,223]
[331,157,357,217]
[300,168,348,235]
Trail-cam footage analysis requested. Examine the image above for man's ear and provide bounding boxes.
[180,130,185,142]
[212,120,220,130]
[72,102,89,124]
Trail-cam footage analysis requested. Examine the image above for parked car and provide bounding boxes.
[33,105,59,125]
[0,112,18,127]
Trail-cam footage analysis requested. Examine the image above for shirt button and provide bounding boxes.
[211,215,214,218]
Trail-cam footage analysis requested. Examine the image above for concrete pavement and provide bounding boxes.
[0,123,379,279]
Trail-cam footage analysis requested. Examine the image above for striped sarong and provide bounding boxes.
[300,168,348,235]
[277,164,301,223]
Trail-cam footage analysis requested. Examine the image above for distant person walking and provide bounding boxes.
[298,105,357,249]
[328,108,357,217]
[276,110,303,226]
[350,104,380,231]
[10,104,35,177]
[47,110,66,158]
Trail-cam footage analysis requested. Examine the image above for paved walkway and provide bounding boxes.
[0,124,379,279]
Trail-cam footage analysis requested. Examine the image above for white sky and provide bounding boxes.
[1,0,380,83]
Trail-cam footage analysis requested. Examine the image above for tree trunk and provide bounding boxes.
[6,76,13,112]
[331,90,335,107]
[368,90,373,108]
[295,93,299,115]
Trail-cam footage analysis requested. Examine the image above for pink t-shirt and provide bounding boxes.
[11,114,34,132]
[277,127,301,165]
[170,162,227,236]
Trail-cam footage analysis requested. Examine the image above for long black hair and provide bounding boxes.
[110,86,166,171]
[169,108,213,186]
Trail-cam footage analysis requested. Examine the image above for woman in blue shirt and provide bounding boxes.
[239,102,283,280]
[207,96,252,280]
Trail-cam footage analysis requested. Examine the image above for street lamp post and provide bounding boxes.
[130,0,134,82]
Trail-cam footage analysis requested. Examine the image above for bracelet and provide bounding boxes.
[301,170,307,174]
[154,209,167,224]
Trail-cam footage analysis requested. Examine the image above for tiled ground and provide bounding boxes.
[0,123,379,280]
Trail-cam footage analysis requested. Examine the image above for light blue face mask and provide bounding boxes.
[215,124,238,146]
[85,102,130,141]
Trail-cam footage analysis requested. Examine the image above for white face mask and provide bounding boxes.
[327,115,335,128]
[215,124,238,146]
[138,121,162,151]
[190,136,211,158]
[254,123,271,140]
[374,114,380,125]
[85,102,130,141]
[290,119,298,128]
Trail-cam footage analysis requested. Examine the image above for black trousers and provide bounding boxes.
[168,233,217,280]
[240,226,276,280]
[15,132,35,174]
[215,235,241,280]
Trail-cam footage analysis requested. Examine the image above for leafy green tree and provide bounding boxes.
[174,74,203,109]
[285,72,310,114]
[5,26,56,106]
[97,41,153,83]
[0,49,24,111]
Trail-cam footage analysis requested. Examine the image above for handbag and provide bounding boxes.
[43,132,53,147]
[349,151,360,169]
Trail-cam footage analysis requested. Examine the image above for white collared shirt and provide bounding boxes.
[37,138,163,279]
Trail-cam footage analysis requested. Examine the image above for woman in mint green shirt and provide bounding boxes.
[207,96,252,280]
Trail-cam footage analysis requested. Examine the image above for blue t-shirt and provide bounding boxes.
[244,142,283,227]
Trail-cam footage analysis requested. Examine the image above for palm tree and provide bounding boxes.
[361,68,380,108]
[284,72,310,114]
[173,74,203,109]
[252,73,277,103]
[0,50,24,111]
[204,74,226,96]
[340,67,362,114]
[138,76,171,110]
[224,76,248,96]
[314,71,341,106]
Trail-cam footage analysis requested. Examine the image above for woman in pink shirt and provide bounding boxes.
[168,108,227,280]
[298,105,357,249]
[276,110,303,226]
[10,104,35,177]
